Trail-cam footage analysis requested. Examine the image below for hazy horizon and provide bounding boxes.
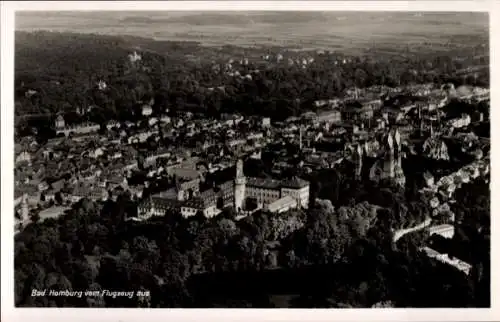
[15,11,489,49]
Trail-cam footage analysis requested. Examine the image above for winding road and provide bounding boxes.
[392,217,432,243]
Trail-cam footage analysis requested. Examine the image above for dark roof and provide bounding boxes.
[173,168,200,180]
[72,184,91,197]
[200,188,216,199]
[182,197,214,209]
[15,184,38,196]
[146,197,182,209]
[343,105,368,113]
[281,177,309,189]
[206,166,235,186]
[51,179,66,191]
[177,178,200,191]
[247,177,281,190]
[382,105,404,113]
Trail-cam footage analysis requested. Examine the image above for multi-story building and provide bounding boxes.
[56,122,100,137]
[262,117,271,128]
[280,177,310,209]
[16,151,32,164]
[448,114,471,129]
[420,246,471,275]
[239,162,310,210]
[138,158,310,219]
[245,177,281,206]
[54,114,100,136]
[217,180,235,208]
[265,196,298,214]
[429,224,455,239]
[181,197,219,219]
[137,197,182,220]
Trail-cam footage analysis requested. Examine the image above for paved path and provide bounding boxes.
[393,217,432,243]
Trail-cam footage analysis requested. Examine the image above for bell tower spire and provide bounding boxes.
[383,131,395,179]
[234,159,246,212]
[353,143,363,180]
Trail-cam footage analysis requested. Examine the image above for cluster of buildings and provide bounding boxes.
[15,46,490,259]
[270,81,488,277]
[55,115,100,137]
[15,102,316,231]
[212,50,356,81]
[422,157,490,215]
[137,159,310,221]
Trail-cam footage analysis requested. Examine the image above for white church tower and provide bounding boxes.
[234,159,246,212]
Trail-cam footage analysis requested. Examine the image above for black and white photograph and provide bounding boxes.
[1,1,496,317]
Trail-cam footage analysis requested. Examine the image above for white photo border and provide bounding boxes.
[2,1,498,321]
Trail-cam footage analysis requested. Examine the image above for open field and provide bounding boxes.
[16,12,488,54]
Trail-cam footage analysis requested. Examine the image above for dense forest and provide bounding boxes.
[14,177,489,307]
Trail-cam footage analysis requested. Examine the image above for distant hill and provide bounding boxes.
[15,12,489,53]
